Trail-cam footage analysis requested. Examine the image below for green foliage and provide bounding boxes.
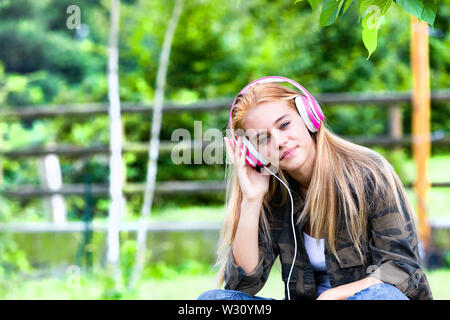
[319,0,345,27]
[98,273,124,300]
[143,260,215,280]
[0,0,448,219]
[445,251,450,267]
[395,0,438,25]
[361,0,392,58]
[295,0,440,56]
[119,239,138,285]
[0,235,32,277]
[0,202,33,281]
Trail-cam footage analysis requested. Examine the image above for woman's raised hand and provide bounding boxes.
[224,136,270,202]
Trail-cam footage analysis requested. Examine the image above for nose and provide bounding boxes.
[271,129,288,151]
[278,133,288,150]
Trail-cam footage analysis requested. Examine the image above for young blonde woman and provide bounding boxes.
[197,76,432,300]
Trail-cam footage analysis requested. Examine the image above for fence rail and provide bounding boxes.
[0,221,222,233]
[0,218,448,233]
[2,181,450,198]
[0,181,226,198]
[1,90,449,120]
[1,136,450,159]
[1,90,449,203]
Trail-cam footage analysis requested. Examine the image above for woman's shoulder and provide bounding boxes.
[349,147,394,186]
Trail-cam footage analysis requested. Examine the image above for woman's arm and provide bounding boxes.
[316,276,383,300]
[232,197,264,274]
[224,136,271,275]
[224,196,278,296]
[223,136,277,296]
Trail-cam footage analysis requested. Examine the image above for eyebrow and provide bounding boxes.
[253,114,289,141]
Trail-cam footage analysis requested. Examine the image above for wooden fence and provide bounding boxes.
[1,90,449,219]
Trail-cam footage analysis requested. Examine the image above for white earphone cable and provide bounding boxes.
[263,166,297,300]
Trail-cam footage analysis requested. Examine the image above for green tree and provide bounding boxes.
[294,0,440,57]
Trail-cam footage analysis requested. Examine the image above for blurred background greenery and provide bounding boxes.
[0,0,449,299]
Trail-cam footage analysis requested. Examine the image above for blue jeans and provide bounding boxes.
[197,283,408,300]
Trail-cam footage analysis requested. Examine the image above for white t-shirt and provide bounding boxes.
[303,232,331,296]
[303,232,327,271]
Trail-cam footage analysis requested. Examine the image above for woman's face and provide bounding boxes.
[242,100,316,175]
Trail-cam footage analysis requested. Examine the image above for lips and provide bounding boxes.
[281,146,297,160]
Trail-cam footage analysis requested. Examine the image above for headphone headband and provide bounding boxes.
[229,76,324,136]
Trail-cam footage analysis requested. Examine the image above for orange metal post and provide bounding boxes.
[411,16,431,250]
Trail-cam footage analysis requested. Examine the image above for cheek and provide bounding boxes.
[290,124,311,147]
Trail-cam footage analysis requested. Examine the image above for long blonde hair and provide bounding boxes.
[215,82,415,288]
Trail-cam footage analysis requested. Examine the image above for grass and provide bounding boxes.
[134,267,450,300]
[403,154,450,220]
[156,268,450,300]
[148,267,450,300]
[2,267,449,300]
[403,154,450,184]
[148,205,225,222]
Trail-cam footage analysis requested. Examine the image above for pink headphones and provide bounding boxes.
[228,76,324,169]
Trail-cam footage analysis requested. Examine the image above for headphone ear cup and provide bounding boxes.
[294,95,319,132]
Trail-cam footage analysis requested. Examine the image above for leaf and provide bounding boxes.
[358,0,392,57]
[343,0,354,14]
[420,0,437,25]
[362,17,378,59]
[309,0,324,30]
[336,0,346,19]
[319,0,345,27]
[359,0,393,22]
[307,0,322,10]
[395,0,437,25]
[294,0,321,10]
[395,0,424,18]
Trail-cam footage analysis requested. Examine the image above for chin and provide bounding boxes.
[281,155,305,172]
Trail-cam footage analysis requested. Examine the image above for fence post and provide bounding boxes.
[389,103,403,140]
[37,151,67,225]
[411,16,431,253]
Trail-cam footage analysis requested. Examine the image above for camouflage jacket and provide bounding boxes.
[224,175,433,300]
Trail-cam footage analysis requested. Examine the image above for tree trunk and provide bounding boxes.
[106,0,125,284]
[128,0,184,290]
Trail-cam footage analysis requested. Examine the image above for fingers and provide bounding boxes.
[234,136,243,167]
[224,137,248,169]
[224,136,247,168]
[240,140,247,167]
[224,137,234,163]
